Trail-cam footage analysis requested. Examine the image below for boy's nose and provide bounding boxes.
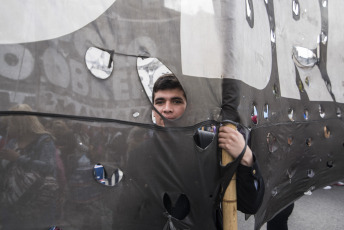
[163,102,173,113]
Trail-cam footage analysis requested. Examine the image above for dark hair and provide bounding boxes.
[152,74,186,101]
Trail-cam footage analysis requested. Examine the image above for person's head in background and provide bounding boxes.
[5,104,49,140]
[152,74,187,127]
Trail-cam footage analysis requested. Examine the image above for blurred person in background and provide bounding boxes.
[0,104,59,229]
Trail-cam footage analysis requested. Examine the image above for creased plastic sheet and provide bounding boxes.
[1,0,344,230]
[0,117,220,229]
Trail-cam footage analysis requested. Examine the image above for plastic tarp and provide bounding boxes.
[0,0,343,229]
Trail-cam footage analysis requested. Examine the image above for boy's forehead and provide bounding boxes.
[154,88,186,100]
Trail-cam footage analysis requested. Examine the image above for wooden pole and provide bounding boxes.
[222,123,238,230]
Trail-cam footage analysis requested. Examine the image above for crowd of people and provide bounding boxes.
[0,104,127,229]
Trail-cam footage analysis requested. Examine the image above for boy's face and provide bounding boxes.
[153,88,187,127]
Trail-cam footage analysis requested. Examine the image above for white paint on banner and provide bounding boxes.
[227,0,272,90]
[0,0,116,44]
[275,0,332,101]
[180,0,223,78]
[327,0,344,103]
[0,45,34,80]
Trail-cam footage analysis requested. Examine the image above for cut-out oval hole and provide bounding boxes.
[303,109,309,120]
[288,108,294,121]
[337,107,342,118]
[267,132,278,153]
[163,193,190,220]
[306,138,312,147]
[245,0,254,28]
[327,161,334,168]
[152,74,187,127]
[322,0,328,7]
[307,169,315,178]
[264,104,269,119]
[324,126,330,139]
[251,105,258,124]
[137,57,187,127]
[93,163,123,186]
[137,57,172,102]
[273,84,279,97]
[271,29,276,43]
[319,105,325,118]
[292,0,300,19]
[325,80,332,93]
[292,46,317,68]
[194,124,216,149]
[85,47,113,79]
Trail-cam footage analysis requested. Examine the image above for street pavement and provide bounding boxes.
[238,183,344,230]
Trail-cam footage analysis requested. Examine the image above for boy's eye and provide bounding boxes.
[154,100,164,105]
[172,99,183,104]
